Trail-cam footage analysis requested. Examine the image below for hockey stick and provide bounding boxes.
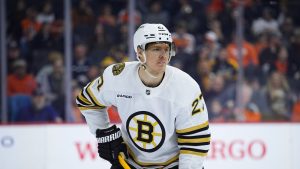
[118,154,131,169]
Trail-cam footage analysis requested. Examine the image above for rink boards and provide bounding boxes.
[0,123,299,169]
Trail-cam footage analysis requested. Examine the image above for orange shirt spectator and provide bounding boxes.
[7,59,37,96]
[21,19,42,33]
[226,41,259,68]
[244,109,261,122]
[291,101,300,122]
[7,74,37,96]
[21,8,42,34]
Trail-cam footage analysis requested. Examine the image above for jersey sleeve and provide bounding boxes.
[175,84,211,169]
[76,65,115,135]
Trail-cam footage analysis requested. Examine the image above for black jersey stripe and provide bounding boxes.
[178,141,210,146]
[177,134,211,139]
[180,147,209,153]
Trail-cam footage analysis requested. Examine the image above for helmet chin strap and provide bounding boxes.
[137,52,159,79]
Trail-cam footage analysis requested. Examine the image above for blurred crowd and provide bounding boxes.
[3,0,300,123]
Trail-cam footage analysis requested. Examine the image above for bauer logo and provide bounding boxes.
[117,94,132,99]
[126,111,165,152]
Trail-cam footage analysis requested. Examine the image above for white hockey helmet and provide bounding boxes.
[133,23,176,58]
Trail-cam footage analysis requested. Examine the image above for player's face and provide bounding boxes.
[145,42,170,74]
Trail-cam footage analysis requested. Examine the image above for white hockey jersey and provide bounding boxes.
[76,62,210,169]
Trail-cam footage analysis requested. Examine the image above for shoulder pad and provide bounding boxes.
[112,63,125,76]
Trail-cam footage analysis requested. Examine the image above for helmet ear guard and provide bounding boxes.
[170,42,176,57]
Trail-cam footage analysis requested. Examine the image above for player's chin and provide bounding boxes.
[155,63,167,71]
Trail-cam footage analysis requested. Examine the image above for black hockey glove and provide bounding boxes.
[96,125,128,169]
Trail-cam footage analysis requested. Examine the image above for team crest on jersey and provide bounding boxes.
[112,63,125,76]
[126,111,165,152]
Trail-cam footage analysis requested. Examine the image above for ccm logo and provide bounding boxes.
[1,136,14,148]
[208,139,267,160]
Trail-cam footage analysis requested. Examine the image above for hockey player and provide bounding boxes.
[76,23,210,169]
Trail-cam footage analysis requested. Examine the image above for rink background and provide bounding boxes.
[0,123,299,169]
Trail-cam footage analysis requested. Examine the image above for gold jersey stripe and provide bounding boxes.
[77,93,93,106]
[180,149,207,157]
[178,137,210,144]
[78,106,105,111]
[176,121,209,134]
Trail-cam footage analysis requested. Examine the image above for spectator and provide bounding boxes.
[190,59,213,95]
[36,51,63,87]
[259,32,281,78]
[21,7,41,38]
[207,19,224,43]
[209,99,228,122]
[226,34,259,69]
[7,59,37,96]
[15,88,62,123]
[264,71,291,120]
[173,0,204,33]
[143,1,170,27]
[72,42,91,87]
[38,57,65,120]
[31,22,55,50]
[211,48,237,83]
[7,40,22,74]
[37,1,55,24]
[279,17,295,47]
[226,34,259,81]
[201,31,222,61]
[92,23,107,49]
[252,7,280,36]
[271,46,289,75]
[172,21,196,55]
[205,74,226,120]
[116,23,129,52]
